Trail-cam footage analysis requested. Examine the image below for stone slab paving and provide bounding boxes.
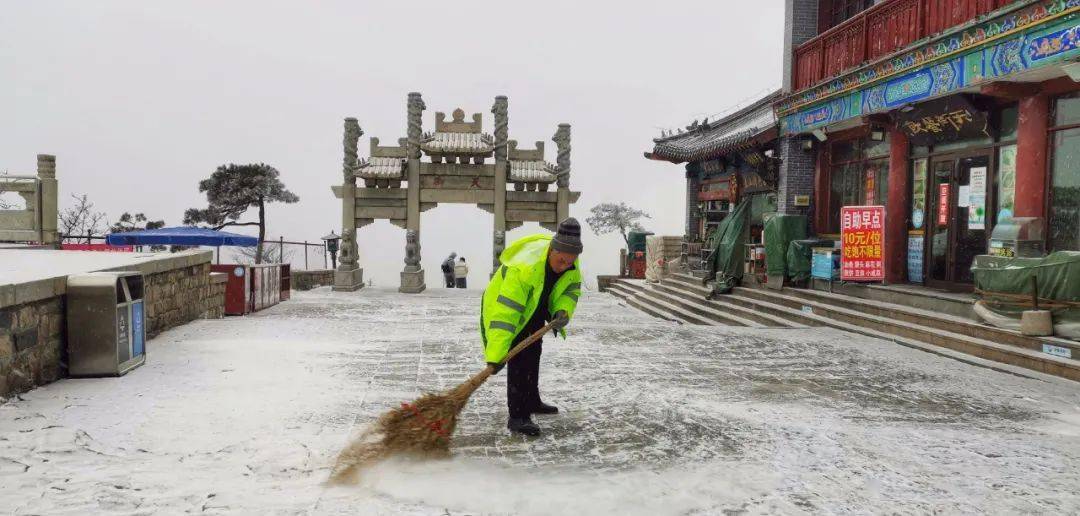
[2,287,1080,514]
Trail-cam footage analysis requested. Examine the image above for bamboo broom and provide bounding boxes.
[327,320,557,484]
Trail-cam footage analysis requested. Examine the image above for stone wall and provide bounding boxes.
[782,0,821,93]
[143,262,225,337]
[0,296,64,397]
[1,250,226,399]
[776,136,816,217]
[204,272,227,319]
[292,269,334,291]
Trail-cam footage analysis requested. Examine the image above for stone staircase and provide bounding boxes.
[604,272,1080,382]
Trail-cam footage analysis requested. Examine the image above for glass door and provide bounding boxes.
[925,153,991,289]
[953,155,990,284]
[927,158,954,287]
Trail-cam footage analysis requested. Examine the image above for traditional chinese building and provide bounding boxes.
[645,91,781,260]
[776,0,1080,290]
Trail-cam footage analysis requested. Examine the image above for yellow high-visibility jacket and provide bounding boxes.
[481,234,582,364]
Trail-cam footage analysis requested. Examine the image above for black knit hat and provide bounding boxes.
[551,217,583,254]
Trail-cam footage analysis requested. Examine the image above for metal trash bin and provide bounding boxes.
[66,271,146,376]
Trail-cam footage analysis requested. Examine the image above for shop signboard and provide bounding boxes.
[698,176,733,201]
[840,206,885,282]
[897,94,990,146]
[907,232,924,283]
[938,183,950,226]
[969,166,987,230]
[865,168,876,205]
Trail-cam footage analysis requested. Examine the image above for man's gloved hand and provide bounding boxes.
[487,362,504,375]
[551,310,569,331]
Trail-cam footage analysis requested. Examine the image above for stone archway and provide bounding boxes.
[330,92,580,293]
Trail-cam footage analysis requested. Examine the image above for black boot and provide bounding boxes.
[507,417,541,437]
[530,401,559,415]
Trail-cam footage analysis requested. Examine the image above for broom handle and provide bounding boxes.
[490,320,559,371]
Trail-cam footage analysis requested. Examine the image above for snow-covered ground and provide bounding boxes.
[3,287,1080,514]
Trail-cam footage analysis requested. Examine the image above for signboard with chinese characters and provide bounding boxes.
[840,206,885,282]
[907,232,924,283]
[698,176,734,201]
[938,183,950,226]
[897,95,990,146]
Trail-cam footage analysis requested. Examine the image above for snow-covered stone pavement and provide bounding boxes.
[3,287,1080,514]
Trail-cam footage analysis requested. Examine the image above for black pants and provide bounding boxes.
[455,277,467,288]
[507,337,542,419]
[444,273,454,288]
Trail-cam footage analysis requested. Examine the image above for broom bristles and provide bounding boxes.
[327,367,493,484]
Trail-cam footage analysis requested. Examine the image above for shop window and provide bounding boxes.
[996,144,1017,223]
[997,105,1019,141]
[910,158,928,230]
[828,0,874,28]
[1049,127,1080,252]
[827,144,890,232]
[1054,96,1080,126]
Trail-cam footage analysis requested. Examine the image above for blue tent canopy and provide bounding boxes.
[106,226,259,247]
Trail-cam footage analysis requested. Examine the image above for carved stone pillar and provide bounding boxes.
[399,229,426,293]
[553,123,571,224]
[492,95,509,275]
[36,154,58,247]
[334,118,364,291]
[400,93,426,293]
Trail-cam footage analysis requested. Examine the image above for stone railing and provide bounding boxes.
[1,250,226,398]
[292,269,335,291]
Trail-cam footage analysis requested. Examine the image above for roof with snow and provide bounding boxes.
[646,90,781,164]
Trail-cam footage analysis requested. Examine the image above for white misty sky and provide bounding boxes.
[1,1,783,288]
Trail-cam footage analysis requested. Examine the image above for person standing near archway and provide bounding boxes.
[441,252,457,288]
[480,218,583,437]
[455,257,469,288]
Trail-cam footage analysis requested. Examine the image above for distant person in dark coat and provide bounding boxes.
[441,252,457,288]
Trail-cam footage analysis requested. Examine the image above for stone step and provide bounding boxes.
[729,286,1080,382]
[630,288,713,326]
[657,276,805,328]
[607,280,700,326]
[771,283,1080,357]
[644,284,758,327]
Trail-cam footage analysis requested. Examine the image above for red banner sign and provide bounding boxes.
[62,243,134,252]
[841,205,885,282]
[937,183,950,226]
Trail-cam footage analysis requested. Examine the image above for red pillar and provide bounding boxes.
[1015,94,1050,218]
[885,126,910,284]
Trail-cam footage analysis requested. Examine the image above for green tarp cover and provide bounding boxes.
[972,252,1080,321]
[787,239,834,283]
[763,215,807,278]
[750,193,777,226]
[705,197,750,291]
[628,231,652,253]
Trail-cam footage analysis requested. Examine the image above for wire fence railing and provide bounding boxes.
[57,234,332,271]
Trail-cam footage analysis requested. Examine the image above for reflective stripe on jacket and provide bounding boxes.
[480,234,582,363]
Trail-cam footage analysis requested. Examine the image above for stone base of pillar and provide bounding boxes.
[333,266,364,292]
[399,269,427,293]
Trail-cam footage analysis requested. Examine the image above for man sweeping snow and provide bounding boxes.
[480,218,583,436]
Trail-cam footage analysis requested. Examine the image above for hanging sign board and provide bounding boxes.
[938,183,950,226]
[969,166,987,230]
[841,206,885,282]
[907,232,924,284]
[897,94,990,146]
[698,176,734,201]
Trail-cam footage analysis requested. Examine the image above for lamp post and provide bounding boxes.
[322,231,341,270]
